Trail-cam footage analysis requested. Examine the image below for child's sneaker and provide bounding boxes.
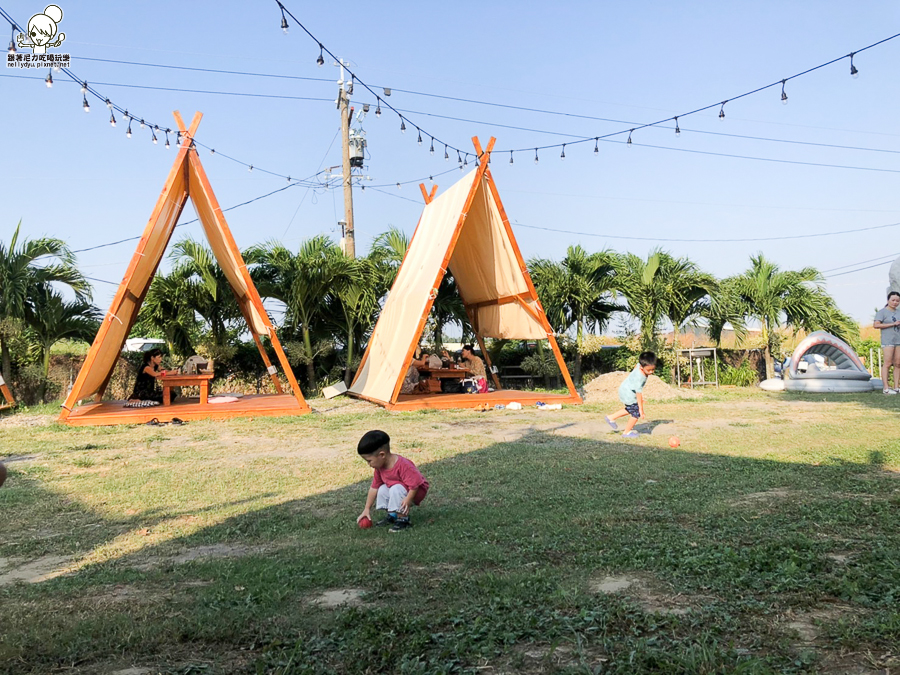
[374,515,396,527]
[604,415,618,431]
[388,519,412,533]
[884,389,897,395]
[621,430,639,439]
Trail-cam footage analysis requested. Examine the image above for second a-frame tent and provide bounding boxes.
[349,137,581,410]
[60,112,310,426]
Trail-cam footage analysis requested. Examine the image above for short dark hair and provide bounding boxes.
[358,429,390,455]
[462,344,474,353]
[638,351,657,368]
[889,291,900,301]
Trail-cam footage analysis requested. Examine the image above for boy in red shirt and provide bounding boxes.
[356,430,429,533]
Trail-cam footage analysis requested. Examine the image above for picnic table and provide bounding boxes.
[416,367,471,393]
[160,373,214,405]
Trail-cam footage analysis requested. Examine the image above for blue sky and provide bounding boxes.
[2,1,899,326]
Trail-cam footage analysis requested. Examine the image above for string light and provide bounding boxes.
[210,148,215,154]
[248,164,253,172]
[417,128,422,145]
[140,119,145,129]
[80,81,87,93]
[151,128,158,144]
[780,79,788,105]
[534,148,539,164]
[463,155,468,167]
[429,137,434,155]
[287,175,291,182]
[109,110,116,127]
[7,25,14,54]
[457,150,462,165]
[105,98,112,109]
[316,43,324,67]
[396,182,401,189]
[509,150,514,165]
[850,52,859,78]
[400,118,406,133]
[82,95,90,113]
[594,138,599,155]
[674,117,680,136]
[560,144,566,160]
[176,130,181,145]
[719,102,726,120]
[164,130,170,149]
[375,100,381,117]
[126,120,132,138]
[444,145,449,161]
[44,72,52,88]
[627,129,633,146]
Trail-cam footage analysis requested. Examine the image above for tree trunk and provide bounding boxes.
[302,326,317,392]
[38,345,51,402]
[0,334,11,390]
[536,340,551,389]
[574,318,583,385]
[344,326,354,387]
[763,320,775,380]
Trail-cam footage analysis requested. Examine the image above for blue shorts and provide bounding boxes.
[624,403,640,418]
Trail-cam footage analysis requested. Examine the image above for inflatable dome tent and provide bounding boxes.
[759,331,875,393]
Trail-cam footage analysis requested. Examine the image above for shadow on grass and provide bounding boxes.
[1,428,899,674]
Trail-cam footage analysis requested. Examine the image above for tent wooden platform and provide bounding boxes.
[63,394,305,427]
[387,389,580,411]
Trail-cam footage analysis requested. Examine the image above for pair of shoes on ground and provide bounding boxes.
[883,389,899,395]
[606,416,639,439]
[146,417,186,426]
[373,515,413,533]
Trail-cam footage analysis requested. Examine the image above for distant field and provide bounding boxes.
[0,390,898,674]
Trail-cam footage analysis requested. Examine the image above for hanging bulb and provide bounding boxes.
[509,151,514,165]
[560,144,566,160]
[105,99,112,109]
[81,81,87,93]
[383,87,391,97]
[850,53,859,78]
[400,118,406,133]
[780,79,788,105]
[7,27,14,54]
[594,138,599,154]
[444,145,449,161]
[534,148,539,164]
[396,182,401,189]
[287,176,291,183]
[463,155,468,167]
[151,130,158,144]
[674,117,680,136]
[719,102,726,120]
[626,130,633,146]
[45,72,53,87]
[109,111,116,127]
[417,129,422,145]
[281,15,289,34]
[317,44,325,67]
[210,148,215,155]
[140,119,145,129]
[248,164,253,172]
[457,150,462,165]
[176,130,181,145]
[375,100,382,117]
[429,138,434,155]
[82,95,90,113]
[126,121,132,138]
[164,131,170,149]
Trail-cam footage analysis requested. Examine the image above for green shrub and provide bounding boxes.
[719,360,760,387]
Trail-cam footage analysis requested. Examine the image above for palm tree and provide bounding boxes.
[367,225,410,297]
[728,253,849,379]
[428,273,468,351]
[0,221,90,387]
[324,256,378,386]
[134,271,198,356]
[25,287,101,400]
[529,246,620,383]
[247,236,357,391]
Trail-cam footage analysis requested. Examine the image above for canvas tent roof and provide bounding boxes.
[349,137,579,408]
[59,111,308,423]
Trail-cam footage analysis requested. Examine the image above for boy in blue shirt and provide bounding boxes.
[605,351,657,439]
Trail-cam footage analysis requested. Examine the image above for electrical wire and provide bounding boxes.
[825,260,897,278]
[821,253,900,273]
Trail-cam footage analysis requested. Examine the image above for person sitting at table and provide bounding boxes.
[128,348,176,404]
[440,348,455,368]
[460,344,489,393]
[400,347,429,394]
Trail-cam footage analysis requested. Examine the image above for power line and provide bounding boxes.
[822,253,900,273]
[825,260,896,278]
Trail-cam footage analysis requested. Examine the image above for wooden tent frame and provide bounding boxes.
[350,136,581,411]
[59,111,310,426]
[0,373,15,411]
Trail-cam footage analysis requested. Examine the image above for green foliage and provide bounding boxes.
[718,360,760,387]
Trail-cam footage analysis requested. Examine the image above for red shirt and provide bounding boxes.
[371,455,429,505]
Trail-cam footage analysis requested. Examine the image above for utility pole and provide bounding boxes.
[338,59,355,258]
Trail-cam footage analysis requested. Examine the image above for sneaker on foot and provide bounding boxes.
[604,415,618,431]
[621,430,639,439]
[884,389,897,395]
[388,519,412,533]
[374,515,396,527]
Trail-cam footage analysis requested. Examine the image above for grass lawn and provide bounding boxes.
[0,390,898,674]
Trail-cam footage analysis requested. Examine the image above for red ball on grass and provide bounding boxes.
[358,516,372,529]
[668,436,680,448]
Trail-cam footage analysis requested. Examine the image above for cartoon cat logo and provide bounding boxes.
[17,5,65,55]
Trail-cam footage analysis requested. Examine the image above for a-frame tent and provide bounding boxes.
[349,137,581,411]
[60,112,310,426]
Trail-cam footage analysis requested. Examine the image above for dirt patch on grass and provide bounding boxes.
[129,544,267,570]
[311,588,366,608]
[728,488,799,507]
[0,413,53,428]
[583,372,703,403]
[589,573,708,616]
[0,554,71,586]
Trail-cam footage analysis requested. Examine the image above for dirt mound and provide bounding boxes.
[583,372,702,402]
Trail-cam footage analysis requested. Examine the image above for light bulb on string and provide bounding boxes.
[780,79,788,105]
[560,144,566,160]
[45,72,52,87]
[140,119,145,129]
[316,44,325,67]
[175,130,181,145]
[463,155,468,167]
[164,130,170,149]
[287,176,291,183]
[82,95,90,113]
[109,111,116,127]
[375,100,382,117]
[444,145,449,161]
[509,150,514,165]
[104,99,111,109]
[81,81,87,93]
[850,52,859,78]
[210,148,215,155]
[248,165,253,172]
[281,14,288,34]
[429,138,434,155]
[151,129,158,145]
[534,148,539,164]
[457,150,462,165]
[400,118,406,133]
[126,120,132,138]
[594,138,599,155]
[626,130,633,146]
[674,117,680,136]
[718,102,726,120]
[397,182,401,189]
[8,25,15,54]
[417,129,422,145]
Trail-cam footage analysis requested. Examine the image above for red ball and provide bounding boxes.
[668,436,680,448]
[358,516,372,529]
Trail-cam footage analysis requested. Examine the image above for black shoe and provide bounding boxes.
[374,516,396,527]
[388,519,412,533]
